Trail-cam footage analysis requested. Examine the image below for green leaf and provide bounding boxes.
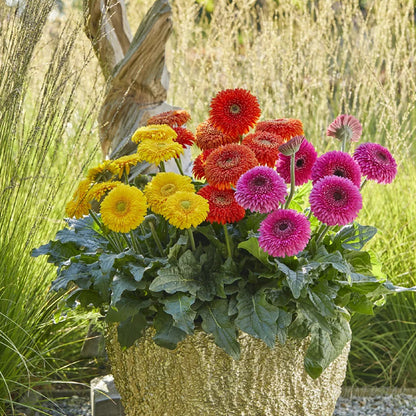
[162,293,196,334]
[307,288,336,318]
[153,310,187,349]
[66,289,104,308]
[275,260,306,299]
[334,223,377,251]
[107,296,152,322]
[238,237,270,265]
[276,309,292,344]
[117,312,147,348]
[111,275,143,305]
[347,293,374,315]
[31,240,80,265]
[51,262,92,291]
[304,316,351,379]
[298,298,333,334]
[235,290,279,348]
[199,299,240,359]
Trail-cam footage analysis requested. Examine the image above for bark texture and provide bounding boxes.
[83,0,176,159]
[106,326,349,416]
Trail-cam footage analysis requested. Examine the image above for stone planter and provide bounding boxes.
[106,326,349,416]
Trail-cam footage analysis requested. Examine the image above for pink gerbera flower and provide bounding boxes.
[276,139,317,185]
[235,166,287,213]
[309,176,363,226]
[353,143,397,184]
[327,114,362,142]
[311,151,361,188]
[258,209,311,257]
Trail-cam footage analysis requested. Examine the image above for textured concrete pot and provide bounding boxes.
[106,326,349,416]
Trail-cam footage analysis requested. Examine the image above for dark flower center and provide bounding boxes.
[230,104,241,114]
[333,190,344,201]
[252,176,268,187]
[279,222,289,231]
[213,193,232,207]
[218,153,240,169]
[333,168,345,177]
[376,151,388,163]
[296,158,305,168]
[116,200,127,213]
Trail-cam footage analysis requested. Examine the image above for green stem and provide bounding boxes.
[187,228,196,251]
[129,231,142,253]
[360,178,368,191]
[316,224,330,245]
[174,157,184,175]
[140,224,153,255]
[223,224,232,258]
[122,233,132,249]
[149,221,164,256]
[284,154,296,209]
[159,161,166,172]
[89,209,119,252]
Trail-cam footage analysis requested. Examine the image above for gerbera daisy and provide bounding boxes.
[163,191,209,229]
[144,172,195,215]
[235,166,287,213]
[353,143,397,184]
[195,120,237,151]
[110,154,143,178]
[146,110,191,127]
[327,114,362,142]
[198,186,245,224]
[86,160,117,182]
[172,126,195,148]
[309,176,362,226]
[242,131,284,167]
[100,184,148,233]
[131,124,177,144]
[278,135,305,156]
[192,149,214,180]
[311,151,361,188]
[137,138,184,166]
[258,209,311,258]
[276,139,317,186]
[255,118,304,141]
[87,181,122,203]
[204,143,258,190]
[65,179,92,218]
[208,88,261,137]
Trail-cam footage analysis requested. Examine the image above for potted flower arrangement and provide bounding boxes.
[33,89,413,415]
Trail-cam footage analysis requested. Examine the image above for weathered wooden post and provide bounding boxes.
[83,0,177,159]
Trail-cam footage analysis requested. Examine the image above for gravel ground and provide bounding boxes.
[27,393,416,415]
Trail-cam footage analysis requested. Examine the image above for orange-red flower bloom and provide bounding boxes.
[197,185,245,224]
[208,88,261,138]
[195,121,237,151]
[192,149,214,180]
[242,131,284,167]
[255,118,304,141]
[147,110,191,127]
[172,126,195,148]
[204,143,258,190]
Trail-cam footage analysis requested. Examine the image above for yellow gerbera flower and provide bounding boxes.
[163,191,209,229]
[87,160,117,182]
[131,124,177,144]
[109,154,143,178]
[144,172,195,215]
[137,138,184,166]
[87,181,122,203]
[100,184,148,233]
[65,179,92,218]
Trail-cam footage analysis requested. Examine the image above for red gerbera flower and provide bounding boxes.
[172,126,195,148]
[147,110,191,127]
[205,143,258,190]
[195,121,237,151]
[242,131,284,167]
[198,185,245,224]
[256,118,304,141]
[192,149,214,180]
[208,88,261,138]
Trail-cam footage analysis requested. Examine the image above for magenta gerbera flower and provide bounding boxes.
[327,114,362,142]
[311,151,361,188]
[258,209,311,257]
[353,143,397,184]
[276,139,317,185]
[309,176,363,226]
[235,166,287,213]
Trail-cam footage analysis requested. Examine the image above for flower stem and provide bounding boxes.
[140,224,153,255]
[360,178,368,191]
[188,228,196,251]
[223,223,232,258]
[89,209,119,252]
[129,231,142,253]
[284,154,296,209]
[174,157,184,175]
[316,224,330,245]
[159,161,166,172]
[148,221,164,256]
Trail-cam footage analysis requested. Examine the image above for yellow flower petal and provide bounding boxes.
[131,124,177,144]
[137,138,184,165]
